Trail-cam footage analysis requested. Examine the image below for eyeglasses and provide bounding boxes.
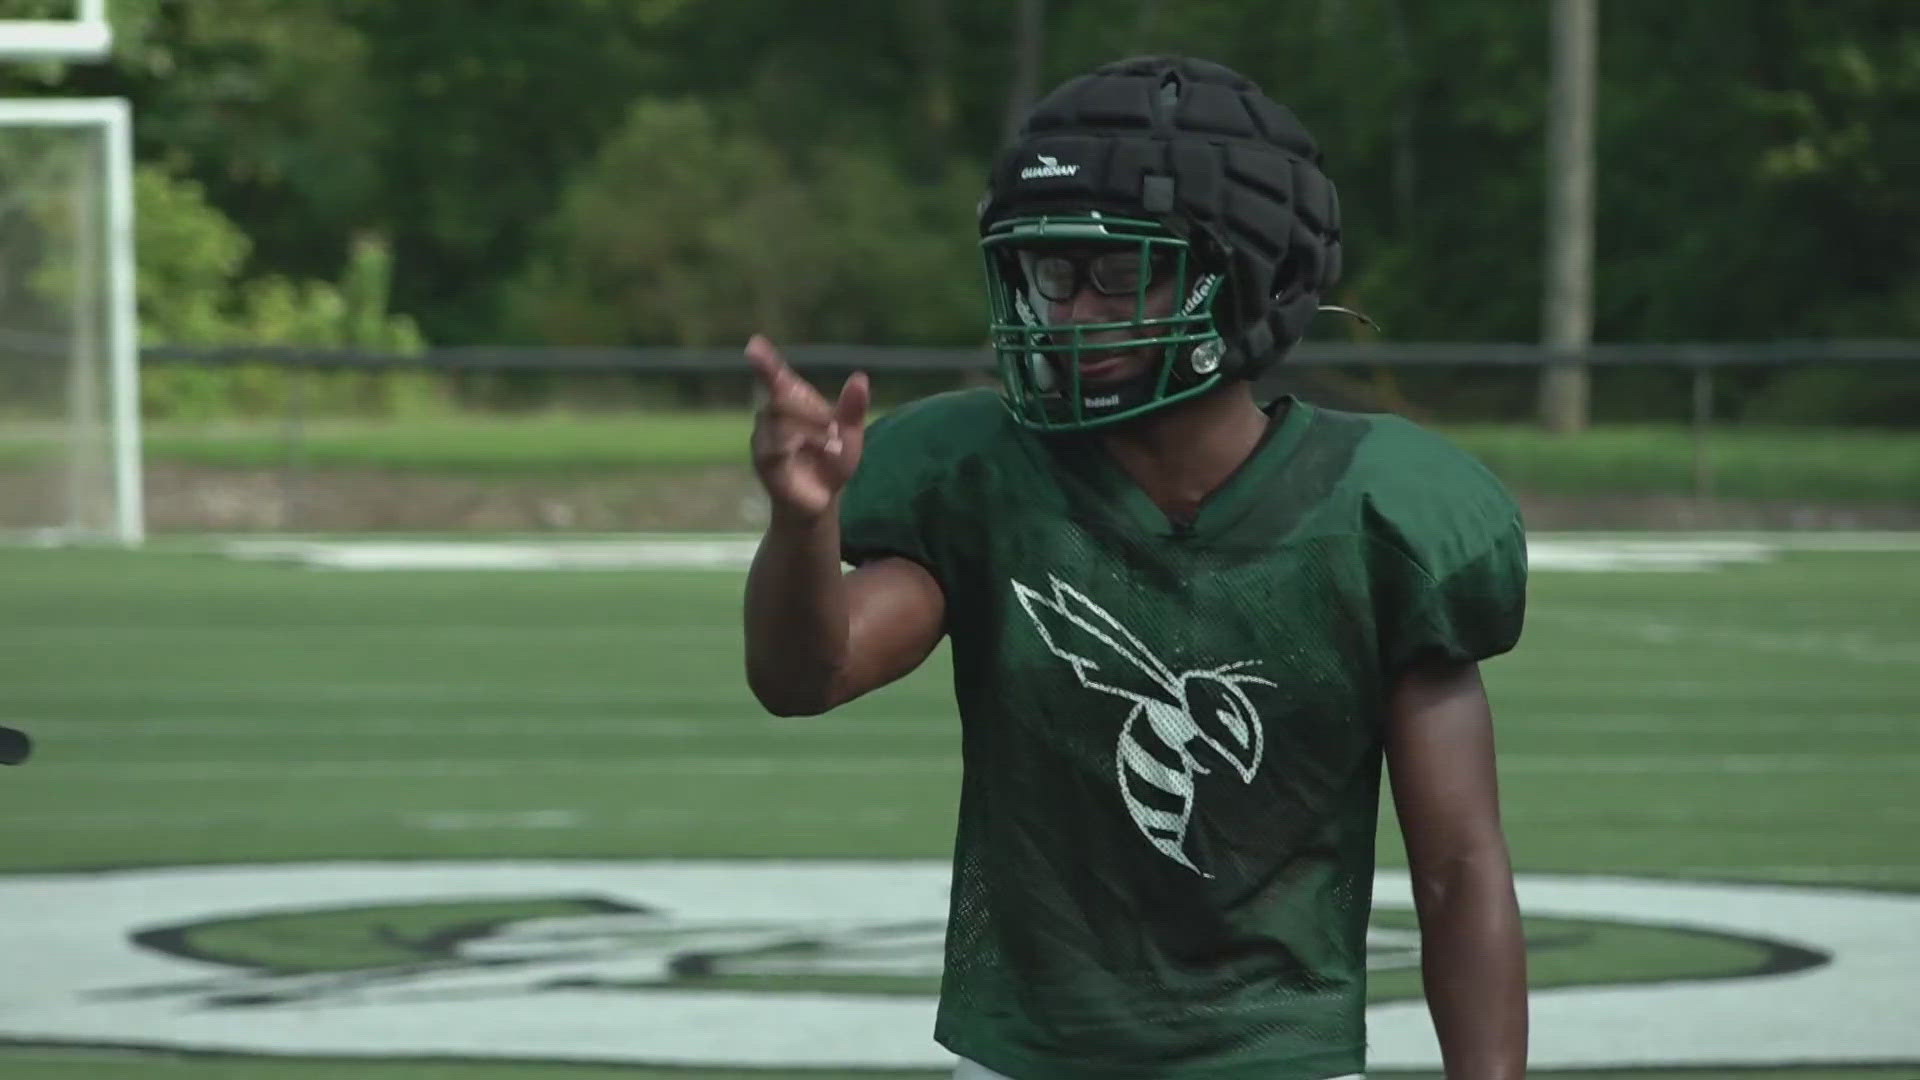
[1017,248,1178,304]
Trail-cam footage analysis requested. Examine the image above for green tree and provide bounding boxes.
[133,165,428,419]
[6,0,1915,425]
[507,98,978,349]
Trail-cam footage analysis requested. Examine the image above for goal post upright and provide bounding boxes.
[0,0,142,545]
[0,0,109,63]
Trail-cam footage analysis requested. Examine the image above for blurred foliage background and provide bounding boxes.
[3,0,1916,425]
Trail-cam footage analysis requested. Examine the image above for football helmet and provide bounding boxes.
[979,56,1343,431]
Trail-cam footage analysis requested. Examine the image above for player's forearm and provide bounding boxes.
[744,504,851,716]
[1414,846,1528,1080]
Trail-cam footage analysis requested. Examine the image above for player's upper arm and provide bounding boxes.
[1385,659,1508,877]
[830,392,1001,706]
[828,554,946,708]
[828,390,1016,707]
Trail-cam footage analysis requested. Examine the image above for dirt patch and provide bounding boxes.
[8,464,1912,534]
[1512,491,1920,531]
[138,464,772,533]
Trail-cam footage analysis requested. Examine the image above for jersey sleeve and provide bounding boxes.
[838,407,941,574]
[836,390,1004,586]
[1361,419,1529,673]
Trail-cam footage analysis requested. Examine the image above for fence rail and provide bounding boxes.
[116,339,1920,518]
[135,339,1920,372]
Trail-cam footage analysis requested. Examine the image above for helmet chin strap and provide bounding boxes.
[1028,353,1058,392]
[1011,288,1057,392]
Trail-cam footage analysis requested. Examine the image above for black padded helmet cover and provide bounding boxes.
[979,56,1343,378]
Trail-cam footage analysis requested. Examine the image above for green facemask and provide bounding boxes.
[981,212,1227,432]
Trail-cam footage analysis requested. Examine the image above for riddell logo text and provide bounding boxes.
[1021,155,1080,180]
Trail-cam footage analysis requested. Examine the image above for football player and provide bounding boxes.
[744,56,1528,1080]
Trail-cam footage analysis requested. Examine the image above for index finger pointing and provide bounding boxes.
[746,335,832,418]
[745,334,789,387]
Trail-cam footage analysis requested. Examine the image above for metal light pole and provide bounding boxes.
[1540,0,1597,434]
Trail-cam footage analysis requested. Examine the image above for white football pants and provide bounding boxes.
[955,1058,1363,1080]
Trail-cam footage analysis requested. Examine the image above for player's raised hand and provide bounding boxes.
[746,335,869,520]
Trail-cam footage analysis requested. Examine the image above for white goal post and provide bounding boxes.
[0,0,109,63]
[0,98,142,545]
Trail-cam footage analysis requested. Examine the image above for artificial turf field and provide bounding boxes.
[0,536,1915,1080]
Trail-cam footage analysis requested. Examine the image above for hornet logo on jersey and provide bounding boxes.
[1012,575,1273,877]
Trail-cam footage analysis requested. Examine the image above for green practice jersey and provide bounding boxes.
[838,388,1527,1080]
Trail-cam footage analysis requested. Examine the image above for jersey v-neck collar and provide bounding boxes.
[1048,396,1316,541]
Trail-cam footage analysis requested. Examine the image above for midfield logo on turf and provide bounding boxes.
[1012,574,1275,877]
[3,857,1920,1068]
[5,862,1915,1072]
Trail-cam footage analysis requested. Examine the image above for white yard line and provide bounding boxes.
[7,676,1884,703]
[1529,608,1920,665]
[0,681,794,704]
[1539,531,1920,552]
[18,712,1913,737]
[47,756,963,778]
[218,537,762,571]
[200,533,1920,572]
[1671,865,1920,884]
[6,806,912,831]
[0,625,745,642]
[17,805,1914,829]
[1512,807,1920,825]
[1505,713,1920,735]
[26,717,956,738]
[40,751,1920,779]
[1500,752,1920,774]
